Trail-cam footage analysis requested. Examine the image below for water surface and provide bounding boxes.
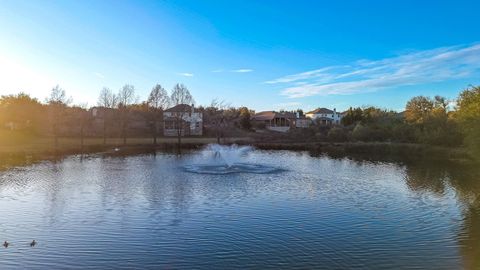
[0,150,479,269]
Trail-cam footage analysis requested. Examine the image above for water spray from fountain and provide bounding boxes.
[183,144,282,174]
[205,144,253,168]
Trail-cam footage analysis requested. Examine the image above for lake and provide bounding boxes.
[0,147,479,269]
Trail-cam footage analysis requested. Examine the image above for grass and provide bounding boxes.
[0,130,250,169]
[0,129,474,169]
[0,137,229,155]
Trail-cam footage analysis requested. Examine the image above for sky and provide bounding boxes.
[0,0,479,112]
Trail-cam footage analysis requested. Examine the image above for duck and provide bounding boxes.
[30,240,36,247]
[3,241,9,248]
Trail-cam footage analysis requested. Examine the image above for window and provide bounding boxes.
[164,121,173,129]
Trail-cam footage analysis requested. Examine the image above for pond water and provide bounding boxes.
[0,148,479,269]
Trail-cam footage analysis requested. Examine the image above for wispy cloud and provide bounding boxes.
[275,102,301,109]
[178,72,194,77]
[212,68,254,73]
[231,69,253,73]
[94,72,105,79]
[266,43,480,98]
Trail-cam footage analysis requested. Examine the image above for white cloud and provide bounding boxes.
[231,69,253,73]
[94,72,105,79]
[274,102,301,109]
[212,68,254,73]
[178,72,194,77]
[265,43,480,98]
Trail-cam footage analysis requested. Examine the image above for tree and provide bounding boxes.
[456,86,480,158]
[117,84,136,145]
[46,85,71,148]
[434,95,449,111]
[147,84,169,145]
[351,123,371,141]
[97,87,117,145]
[238,106,252,130]
[204,99,230,143]
[405,96,434,124]
[73,103,91,152]
[169,83,194,149]
[341,107,363,126]
[404,95,461,146]
[0,93,44,133]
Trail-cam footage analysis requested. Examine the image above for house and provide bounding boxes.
[251,111,311,132]
[305,108,343,125]
[163,104,203,136]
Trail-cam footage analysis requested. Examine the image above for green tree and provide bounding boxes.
[341,107,363,126]
[351,123,371,141]
[405,96,434,124]
[456,86,480,158]
[0,93,44,134]
[238,107,252,130]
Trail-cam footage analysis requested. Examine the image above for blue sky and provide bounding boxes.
[0,0,479,112]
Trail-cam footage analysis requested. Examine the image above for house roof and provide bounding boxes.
[252,111,296,121]
[306,108,334,114]
[165,104,200,113]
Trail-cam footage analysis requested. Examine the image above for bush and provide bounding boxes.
[351,124,370,141]
[327,127,347,142]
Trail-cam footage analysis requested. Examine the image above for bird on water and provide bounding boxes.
[3,241,9,248]
[30,240,36,247]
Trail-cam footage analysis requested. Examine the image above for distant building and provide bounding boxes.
[305,108,343,125]
[163,104,203,136]
[251,111,311,132]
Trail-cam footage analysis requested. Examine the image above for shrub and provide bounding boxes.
[327,127,347,142]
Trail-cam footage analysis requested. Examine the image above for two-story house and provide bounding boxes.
[163,104,203,136]
[305,108,343,125]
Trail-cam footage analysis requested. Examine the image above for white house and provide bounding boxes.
[163,104,203,136]
[305,108,343,125]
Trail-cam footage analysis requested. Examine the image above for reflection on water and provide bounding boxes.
[0,150,478,269]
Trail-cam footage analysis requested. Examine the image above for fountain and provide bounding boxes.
[183,144,282,175]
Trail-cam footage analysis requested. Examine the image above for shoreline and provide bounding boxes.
[0,136,475,170]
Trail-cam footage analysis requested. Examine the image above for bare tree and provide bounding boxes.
[117,84,136,145]
[147,84,169,146]
[205,99,230,143]
[46,85,71,148]
[76,103,91,152]
[169,83,194,149]
[97,87,117,145]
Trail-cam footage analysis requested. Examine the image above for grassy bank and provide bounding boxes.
[0,130,475,170]
[249,141,473,164]
[0,132,249,169]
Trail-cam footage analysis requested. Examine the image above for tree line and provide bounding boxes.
[313,86,479,157]
[0,83,253,148]
[1,84,479,157]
